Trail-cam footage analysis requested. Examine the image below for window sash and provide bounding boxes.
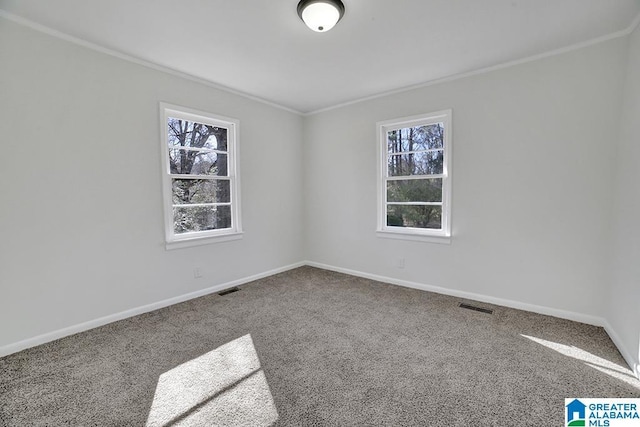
[388,148,443,156]
[386,202,443,206]
[377,110,452,241]
[160,103,242,247]
[168,174,231,180]
[171,147,228,154]
[171,203,231,210]
[385,174,445,181]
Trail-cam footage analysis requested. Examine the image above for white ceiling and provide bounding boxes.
[1,0,639,113]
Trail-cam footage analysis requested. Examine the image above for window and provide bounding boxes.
[377,110,452,243]
[160,103,242,249]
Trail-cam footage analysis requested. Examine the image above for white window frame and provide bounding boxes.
[376,110,452,244]
[159,103,242,250]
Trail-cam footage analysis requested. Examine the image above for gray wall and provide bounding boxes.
[608,24,640,377]
[1,13,638,378]
[0,18,304,348]
[303,38,627,322]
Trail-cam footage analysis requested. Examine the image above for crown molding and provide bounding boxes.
[305,11,640,116]
[0,9,304,116]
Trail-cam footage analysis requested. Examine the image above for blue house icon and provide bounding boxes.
[567,399,586,422]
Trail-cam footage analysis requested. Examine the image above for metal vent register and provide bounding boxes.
[458,302,494,315]
[218,287,240,296]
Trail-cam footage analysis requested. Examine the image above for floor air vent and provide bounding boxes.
[459,303,493,315]
[218,287,240,296]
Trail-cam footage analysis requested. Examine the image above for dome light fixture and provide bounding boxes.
[297,0,345,33]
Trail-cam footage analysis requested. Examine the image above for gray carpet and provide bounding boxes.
[1,266,638,426]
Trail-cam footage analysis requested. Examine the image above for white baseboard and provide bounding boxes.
[0,261,305,358]
[305,261,606,327]
[603,320,640,381]
[4,259,638,382]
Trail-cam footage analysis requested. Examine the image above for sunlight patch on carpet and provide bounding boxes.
[146,334,278,426]
[521,334,640,389]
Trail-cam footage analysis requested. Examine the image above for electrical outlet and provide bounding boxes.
[193,268,203,279]
[396,257,405,269]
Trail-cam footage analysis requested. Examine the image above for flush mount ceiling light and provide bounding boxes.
[297,0,345,33]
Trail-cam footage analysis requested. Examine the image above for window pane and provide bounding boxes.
[169,150,228,176]
[172,179,231,204]
[387,123,444,153]
[387,179,442,203]
[174,205,232,234]
[387,205,442,229]
[388,150,443,176]
[167,117,228,151]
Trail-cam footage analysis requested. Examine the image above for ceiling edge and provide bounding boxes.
[2,8,639,117]
[0,9,304,116]
[304,11,640,116]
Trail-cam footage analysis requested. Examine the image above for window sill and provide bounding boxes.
[165,232,243,250]
[376,230,451,244]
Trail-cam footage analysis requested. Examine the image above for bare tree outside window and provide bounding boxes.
[167,118,231,233]
[386,124,444,229]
